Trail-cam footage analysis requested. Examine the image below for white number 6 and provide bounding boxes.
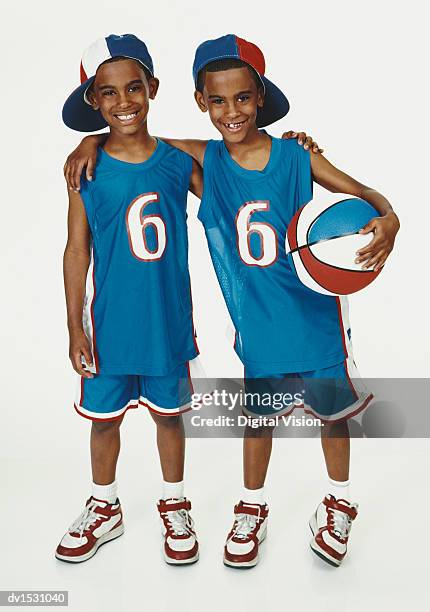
[236,201,278,267]
[126,192,167,261]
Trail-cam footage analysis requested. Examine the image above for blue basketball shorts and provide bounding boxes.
[74,361,194,421]
[243,358,373,422]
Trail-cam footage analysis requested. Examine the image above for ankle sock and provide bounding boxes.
[327,477,350,502]
[162,480,184,500]
[92,480,118,504]
[242,486,266,505]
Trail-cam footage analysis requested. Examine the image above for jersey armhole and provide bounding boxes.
[80,178,96,231]
[181,151,193,194]
[297,144,313,206]
[197,140,217,223]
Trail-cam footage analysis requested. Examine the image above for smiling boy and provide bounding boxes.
[57,35,202,565]
[189,35,399,568]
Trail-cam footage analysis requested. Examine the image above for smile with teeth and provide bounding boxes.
[115,111,139,121]
[223,119,247,130]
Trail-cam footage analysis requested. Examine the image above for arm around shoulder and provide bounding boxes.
[158,138,208,167]
[64,132,107,192]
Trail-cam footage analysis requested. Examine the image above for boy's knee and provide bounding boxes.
[321,419,349,437]
[245,423,275,438]
[92,416,123,435]
[151,412,182,428]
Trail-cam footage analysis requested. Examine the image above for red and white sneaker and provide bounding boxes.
[309,495,358,567]
[224,501,269,568]
[157,498,199,565]
[55,497,124,563]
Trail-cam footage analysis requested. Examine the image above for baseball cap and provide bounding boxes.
[62,34,154,132]
[192,34,290,128]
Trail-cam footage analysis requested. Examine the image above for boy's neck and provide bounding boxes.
[224,127,272,171]
[104,124,157,163]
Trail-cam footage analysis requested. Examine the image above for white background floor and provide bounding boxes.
[2,432,429,611]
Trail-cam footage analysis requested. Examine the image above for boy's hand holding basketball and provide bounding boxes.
[69,328,94,378]
[356,211,400,272]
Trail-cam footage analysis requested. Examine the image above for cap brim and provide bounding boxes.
[256,76,290,128]
[62,77,108,132]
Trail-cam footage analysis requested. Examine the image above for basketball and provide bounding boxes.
[286,194,382,296]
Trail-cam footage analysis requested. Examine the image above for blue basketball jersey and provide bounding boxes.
[79,140,198,375]
[198,136,348,373]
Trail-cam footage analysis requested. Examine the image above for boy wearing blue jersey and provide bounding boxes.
[57,35,203,565]
[64,34,399,569]
[188,35,398,568]
[189,35,399,569]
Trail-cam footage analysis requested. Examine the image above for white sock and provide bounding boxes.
[327,477,350,502]
[162,480,184,500]
[92,480,118,504]
[242,486,266,505]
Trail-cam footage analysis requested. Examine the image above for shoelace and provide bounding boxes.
[233,513,258,540]
[69,501,104,538]
[165,509,192,537]
[329,507,353,539]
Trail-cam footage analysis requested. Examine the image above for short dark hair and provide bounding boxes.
[87,56,154,100]
[195,58,262,92]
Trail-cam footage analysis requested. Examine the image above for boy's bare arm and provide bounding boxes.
[282,130,323,154]
[63,131,319,192]
[310,153,400,271]
[64,133,108,192]
[158,138,208,167]
[63,190,94,378]
[63,134,207,192]
[189,159,203,199]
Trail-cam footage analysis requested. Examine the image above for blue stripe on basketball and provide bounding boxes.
[308,198,379,244]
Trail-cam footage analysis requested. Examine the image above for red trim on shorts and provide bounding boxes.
[139,399,192,416]
[74,402,139,422]
[304,392,374,424]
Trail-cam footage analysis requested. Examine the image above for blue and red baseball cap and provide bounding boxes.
[62,34,154,132]
[192,34,290,128]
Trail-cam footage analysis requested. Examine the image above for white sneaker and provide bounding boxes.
[224,501,269,568]
[309,494,358,566]
[55,497,124,563]
[157,498,199,565]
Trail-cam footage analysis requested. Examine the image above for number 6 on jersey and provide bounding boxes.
[236,201,278,267]
[126,192,167,261]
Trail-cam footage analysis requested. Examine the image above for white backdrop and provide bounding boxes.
[1,2,429,610]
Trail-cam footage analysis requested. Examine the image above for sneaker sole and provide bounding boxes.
[308,515,341,567]
[55,524,125,564]
[164,551,200,566]
[223,529,267,569]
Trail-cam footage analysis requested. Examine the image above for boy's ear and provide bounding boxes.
[148,77,160,100]
[194,90,207,113]
[86,89,99,111]
[257,87,265,109]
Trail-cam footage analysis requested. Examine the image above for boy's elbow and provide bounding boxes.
[63,244,91,265]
